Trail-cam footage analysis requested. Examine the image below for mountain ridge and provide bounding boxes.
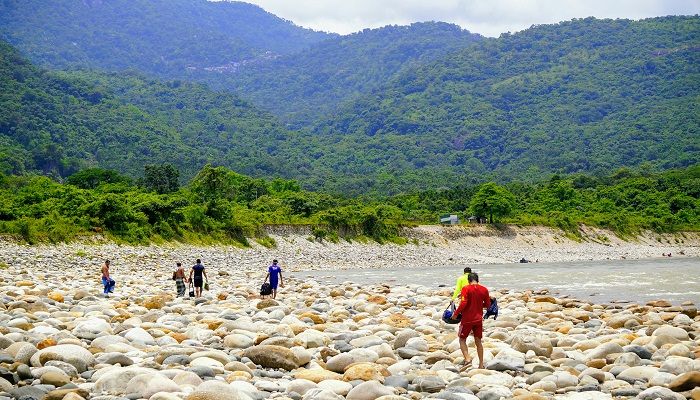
[0,6,699,195]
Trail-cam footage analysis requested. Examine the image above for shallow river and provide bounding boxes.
[301,257,700,306]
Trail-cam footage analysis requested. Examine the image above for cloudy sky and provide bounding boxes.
[235,0,700,37]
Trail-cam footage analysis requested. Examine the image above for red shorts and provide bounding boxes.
[458,321,483,339]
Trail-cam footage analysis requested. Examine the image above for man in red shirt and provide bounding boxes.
[451,272,490,369]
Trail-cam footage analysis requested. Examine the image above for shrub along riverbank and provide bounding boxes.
[0,163,698,245]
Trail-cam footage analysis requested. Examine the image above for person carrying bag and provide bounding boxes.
[442,300,461,324]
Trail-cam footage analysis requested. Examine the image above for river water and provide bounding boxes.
[301,257,700,306]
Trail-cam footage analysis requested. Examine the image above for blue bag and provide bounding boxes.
[442,301,461,324]
[484,298,498,320]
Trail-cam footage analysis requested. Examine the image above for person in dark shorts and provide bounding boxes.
[264,259,284,299]
[101,260,115,297]
[189,259,208,298]
[451,272,491,370]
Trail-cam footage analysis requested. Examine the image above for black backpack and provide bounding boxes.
[260,282,272,297]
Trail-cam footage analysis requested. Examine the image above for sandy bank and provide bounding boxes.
[0,225,697,277]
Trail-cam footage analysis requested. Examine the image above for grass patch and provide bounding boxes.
[388,236,408,245]
[255,236,277,248]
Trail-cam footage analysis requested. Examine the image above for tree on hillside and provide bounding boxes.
[469,182,516,223]
[66,168,132,189]
[138,164,180,194]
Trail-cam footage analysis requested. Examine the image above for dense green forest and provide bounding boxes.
[311,17,700,190]
[2,13,699,195]
[1,163,697,244]
[216,22,484,128]
[0,41,309,181]
[0,0,332,79]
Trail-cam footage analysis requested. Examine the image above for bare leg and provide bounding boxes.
[475,336,484,369]
[272,289,277,299]
[458,336,471,364]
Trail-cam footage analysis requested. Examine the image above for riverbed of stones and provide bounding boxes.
[0,260,699,400]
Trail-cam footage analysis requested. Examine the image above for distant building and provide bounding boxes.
[468,216,488,224]
[440,214,460,224]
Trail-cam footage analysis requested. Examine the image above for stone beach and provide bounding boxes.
[0,226,699,400]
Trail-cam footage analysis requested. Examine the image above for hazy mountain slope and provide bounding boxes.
[0,0,333,79]
[0,40,306,181]
[212,22,485,128]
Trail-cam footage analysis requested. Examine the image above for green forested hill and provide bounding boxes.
[212,22,485,128]
[0,0,332,79]
[1,14,700,196]
[308,17,700,190]
[0,41,309,181]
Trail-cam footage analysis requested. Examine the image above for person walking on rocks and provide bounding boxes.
[174,262,187,297]
[101,260,115,297]
[264,259,284,299]
[452,267,472,301]
[451,272,490,370]
[189,259,208,298]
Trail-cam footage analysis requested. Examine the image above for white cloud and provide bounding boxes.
[231,0,700,37]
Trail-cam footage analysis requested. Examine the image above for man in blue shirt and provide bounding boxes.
[189,259,208,298]
[264,259,284,299]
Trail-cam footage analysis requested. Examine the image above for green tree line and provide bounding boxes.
[1,164,697,245]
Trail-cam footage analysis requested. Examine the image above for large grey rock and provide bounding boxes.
[346,380,394,400]
[652,326,690,341]
[188,381,255,400]
[12,343,38,364]
[613,352,641,367]
[296,330,330,348]
[475,387,513,400]
[585,342,624,361]
[412,375,446,393]
[510,335,553,357]
[393,330,420,350]
[347,348,379,364]
[325,353,355,373]
[317,380,353,396]
[660,357,695,375]
[623,345,652,360]
[485,356,524,372]
[124,327,156,345]
[302,388,344,400]
[244,345,302,371]
[93,367,157,393]
[173,370,204,386]
[30,344,95,373]
[91,335,130,350]
[383,376,409,389]
[541,372,579,388]
[617,366,659,381]
[637,387,685,400]
[286,379,320,396]
[10,386,51,400]
[126,373,180,398]
[224,334,255,349]
[72,318,112,339]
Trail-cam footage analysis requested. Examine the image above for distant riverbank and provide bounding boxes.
[1,225,697,277]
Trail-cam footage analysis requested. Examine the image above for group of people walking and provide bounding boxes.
[100,258,284,299]
[171,259,208,297]
[101,256,485,369]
